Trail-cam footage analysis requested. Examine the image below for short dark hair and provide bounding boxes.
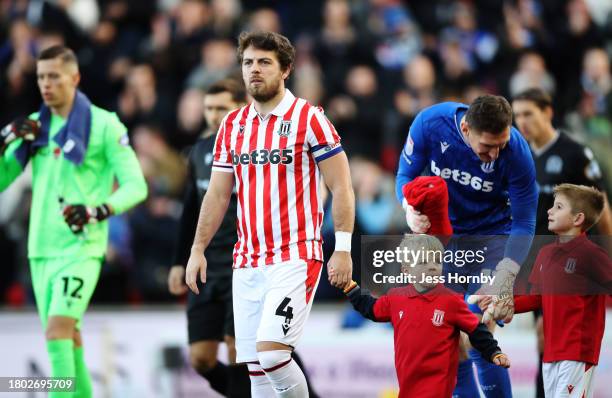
[512,88,553,111]
[465,95,513,135]
[37,45,78,67]
[237,31,295,75]
[206,79,247,104]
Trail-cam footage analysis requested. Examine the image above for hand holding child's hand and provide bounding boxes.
[468,295,493,312]
[467,295,496,323]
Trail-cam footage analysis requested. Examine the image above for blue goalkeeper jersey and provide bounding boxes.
[396,102,538,263]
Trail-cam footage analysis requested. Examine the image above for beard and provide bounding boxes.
[247,78,282,103]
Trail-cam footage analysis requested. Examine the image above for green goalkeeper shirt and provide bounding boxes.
[0,105,147,259]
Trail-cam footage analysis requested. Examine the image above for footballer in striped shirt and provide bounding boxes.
[186,31,355,398]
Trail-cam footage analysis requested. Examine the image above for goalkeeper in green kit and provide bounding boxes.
[0,45,147,397]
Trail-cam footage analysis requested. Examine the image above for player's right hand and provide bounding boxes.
[185,249,207,294]
[168,265,188,295]
[1,117,40,149]
[402,199,430,233]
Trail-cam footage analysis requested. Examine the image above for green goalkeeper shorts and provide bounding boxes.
[30,257,101,330]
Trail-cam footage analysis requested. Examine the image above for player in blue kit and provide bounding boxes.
[396,95,538,397]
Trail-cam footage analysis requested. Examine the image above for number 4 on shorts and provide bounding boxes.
[275,297,294,335]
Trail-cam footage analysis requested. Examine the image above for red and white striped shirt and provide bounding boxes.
[212,90,342,268]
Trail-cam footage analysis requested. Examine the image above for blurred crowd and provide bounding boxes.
[0,0,611,304]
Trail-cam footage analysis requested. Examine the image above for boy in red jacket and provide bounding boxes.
[343,234,510,398]
[481,184,612,397]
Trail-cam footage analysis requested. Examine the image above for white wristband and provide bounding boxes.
[335,231,352,252]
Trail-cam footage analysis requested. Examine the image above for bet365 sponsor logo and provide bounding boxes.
[430,160,494,192]
[231,149,294,165]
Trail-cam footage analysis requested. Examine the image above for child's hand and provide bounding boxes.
[492,353,510,368]
[467,295,493,311]
[467,295,497,323]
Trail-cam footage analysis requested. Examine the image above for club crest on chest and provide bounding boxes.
[277,120,292,137]
[432,309,445,326]
[564,258,576,274]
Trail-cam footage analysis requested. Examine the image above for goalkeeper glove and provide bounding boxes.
[469,258,519,323]
[490,258,519,323]
[62,203,113,233]
[1,118,40,152]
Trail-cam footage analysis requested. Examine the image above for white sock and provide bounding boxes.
[258,350,308,398]
[248,362,275,398]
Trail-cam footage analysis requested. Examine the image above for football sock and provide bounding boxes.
[470,348,513,397]
[292,351,319,398]
[227,363,251,397]
[248,362,275,398]
[46,339,75,398]
[73,346,93,398]
[259,350,308,397]
[199,362,229,395]
[453,358,480,398]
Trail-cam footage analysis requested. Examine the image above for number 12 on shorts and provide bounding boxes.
[61,276,84,299]
[275,297,294,336]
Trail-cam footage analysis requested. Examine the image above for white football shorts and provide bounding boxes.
[542,360,595,398]
[232,259,323,363]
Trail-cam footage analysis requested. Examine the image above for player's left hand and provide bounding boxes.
[471,258,519,323]
[328,251,353,288]
[489,294,515,323]
[62,203,113,230]
[492,352,511,368]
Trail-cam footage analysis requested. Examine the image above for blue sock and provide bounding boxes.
[453,358,480,398]
[469,348,512,397]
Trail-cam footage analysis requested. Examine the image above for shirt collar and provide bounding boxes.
[453,107,469,147]
[531,129,560,157]
[247,89,296,121]
[406,283,446,300]
[555,233,587,252]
